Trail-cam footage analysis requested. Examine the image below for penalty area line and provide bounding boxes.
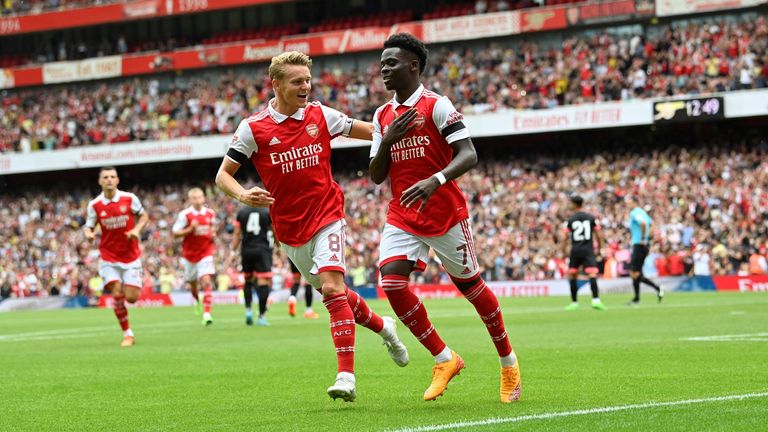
[385,391,768,432]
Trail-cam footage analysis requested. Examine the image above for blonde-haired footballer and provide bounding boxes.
[216,51,409,402]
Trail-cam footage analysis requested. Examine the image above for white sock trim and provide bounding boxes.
[435,346,453,363]
[500,352,517,367]
[336,371,355,382]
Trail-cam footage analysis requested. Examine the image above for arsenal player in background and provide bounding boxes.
[215,51,408,402]
[173,187,218,326]
[84,167,149,347]
[369,33,521,403]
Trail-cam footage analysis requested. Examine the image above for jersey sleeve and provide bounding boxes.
[320,104,354,138]
[628,209,637,226]
[369,106,384,159]
[85,202,97,228]
[172,212,188,233]
[226,119,258,165]
[432,96,470,144]
[631,208,645,224]
[130,193,144,215]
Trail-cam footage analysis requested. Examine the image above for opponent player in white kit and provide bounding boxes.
[370,33,521,403]
[173,187,218,325]
[84,167,149,347]
[215,51,408,402]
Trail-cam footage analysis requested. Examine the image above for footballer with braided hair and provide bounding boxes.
[369,33,522,403]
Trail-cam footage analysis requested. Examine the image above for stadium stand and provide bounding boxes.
[2,15,767,153]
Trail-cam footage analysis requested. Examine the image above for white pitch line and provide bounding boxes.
[425,297,768,319]
[682,332,768,342]
[386,392,768,432]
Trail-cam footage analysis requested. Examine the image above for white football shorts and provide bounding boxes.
[99,258,143,289]
[378,218,480,280]
[181,255,215,282]
[282,219,346,290]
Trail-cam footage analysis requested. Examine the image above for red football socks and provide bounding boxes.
[202,284,213,314]
[323,293,356,374]
[113,294,130,331]
[381,274,446,356]
[345,287,384,333]
[460,277,512,357]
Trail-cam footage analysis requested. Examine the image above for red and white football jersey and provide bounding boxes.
[227,99,353,247]
[86,190,144,263]
[371,84,471,237]
[173,206,216,263]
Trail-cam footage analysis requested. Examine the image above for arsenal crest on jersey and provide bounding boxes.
[413,113,426,130]
[119,205,127,213]
[306,123,319,138]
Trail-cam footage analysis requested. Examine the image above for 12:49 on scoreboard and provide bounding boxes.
[653,96,725,122]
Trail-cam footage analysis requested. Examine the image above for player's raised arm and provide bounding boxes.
[370,107,417,184]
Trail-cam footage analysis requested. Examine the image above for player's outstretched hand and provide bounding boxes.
[238,186,275,207]
[400,176,441,212]
[382,108,418,146]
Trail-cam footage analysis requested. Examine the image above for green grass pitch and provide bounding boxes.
[2,292,767,431]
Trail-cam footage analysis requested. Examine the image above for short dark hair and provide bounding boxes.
[99,166,117,174]
[570,195,584,207]
[384,32,428,74]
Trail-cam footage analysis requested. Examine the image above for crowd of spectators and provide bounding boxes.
[3,15,768,153]
[0,1,519,66]
[2,128,767,300]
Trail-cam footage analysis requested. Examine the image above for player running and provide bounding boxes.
[562,195,606,311]
[172,187,218,326]
[370,33,521,403]
[288,260,319,319]
[215,51,408,402]
[83,167,149,347]
[626,196,664,304]
[232,204,274,326]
